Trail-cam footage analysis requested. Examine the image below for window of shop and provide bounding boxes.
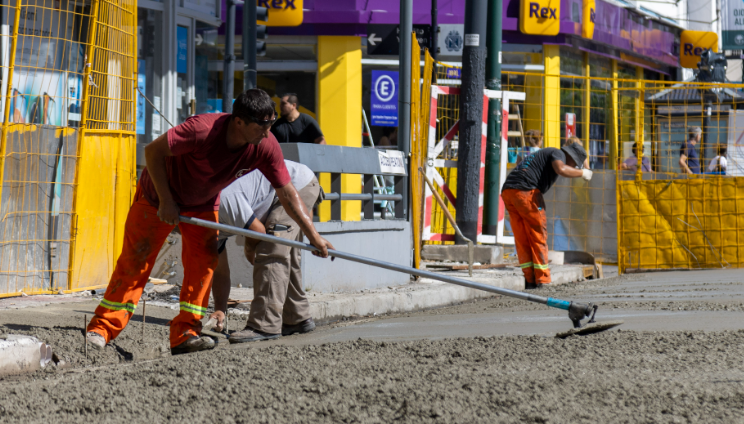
[559,48,586,147]
[136,8,164,145]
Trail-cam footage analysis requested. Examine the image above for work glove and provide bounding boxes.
[581,169,593,181]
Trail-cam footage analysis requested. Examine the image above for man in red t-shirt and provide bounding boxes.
[85,89,334,355]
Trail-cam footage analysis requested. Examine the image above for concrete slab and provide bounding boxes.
[421,245,504,264]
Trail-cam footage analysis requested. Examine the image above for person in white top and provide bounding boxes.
[707,145,727,174]
[210,160,323,342]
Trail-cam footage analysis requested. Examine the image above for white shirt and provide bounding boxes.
[219,160,315,235]
[707,156,727,173]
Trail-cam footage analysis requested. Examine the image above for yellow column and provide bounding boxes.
[610,59,619,170]
[317,36,362,221]
[543,45,560,148]
[582,52,591,152]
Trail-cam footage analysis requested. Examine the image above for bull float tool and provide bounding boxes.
[180,216,622,335]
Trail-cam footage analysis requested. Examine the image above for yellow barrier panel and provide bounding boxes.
[417,60,744,272]
[0,0,137,297]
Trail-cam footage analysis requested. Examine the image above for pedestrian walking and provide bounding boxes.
[271,93,326,144]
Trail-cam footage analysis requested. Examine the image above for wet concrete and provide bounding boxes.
[0,269,743,422]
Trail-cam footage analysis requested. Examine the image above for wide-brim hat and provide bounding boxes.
[561,143,587,169]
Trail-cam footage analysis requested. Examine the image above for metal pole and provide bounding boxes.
[483,0,503,235]
[223,0,237,112]
[179,215,599,328]
[431,0,438,61]
[243,0,257,90]
[398,0,413,220]
[456,0,488,243]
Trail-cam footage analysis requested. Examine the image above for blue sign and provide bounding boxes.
[370,70,398,127]
[177,26,188,74]
[136,59,146,135]
[445,68,461,79]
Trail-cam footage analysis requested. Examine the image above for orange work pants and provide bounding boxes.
[87,188,219,348]
[502,188,551,285]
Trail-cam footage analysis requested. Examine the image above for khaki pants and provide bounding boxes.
[247,178,320,334]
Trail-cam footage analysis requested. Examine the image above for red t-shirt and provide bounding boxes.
[139,113,291,212]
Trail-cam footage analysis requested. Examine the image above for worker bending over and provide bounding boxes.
[501,137,592,290]
[86,89,333,355]
[208,160,322,342]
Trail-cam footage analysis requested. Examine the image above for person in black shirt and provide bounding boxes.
[270,93,326,144]
[501,137,592,290]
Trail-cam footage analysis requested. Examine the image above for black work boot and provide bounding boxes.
[282,318,316,336]
[525,282,538,290]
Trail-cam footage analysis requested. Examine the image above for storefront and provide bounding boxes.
[135,0,699,170]
[136,0,222,172]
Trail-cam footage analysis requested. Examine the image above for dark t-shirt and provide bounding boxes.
[680,141,700,174]
[503,147,566,194]
[270,113,323,144]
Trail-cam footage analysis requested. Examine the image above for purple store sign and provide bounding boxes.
[221,0,680,69]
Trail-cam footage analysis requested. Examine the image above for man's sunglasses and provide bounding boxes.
[244,114,276,127]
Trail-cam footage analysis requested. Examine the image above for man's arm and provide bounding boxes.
[679,154,692,174]
[275,182,335,258]
[552,159,584,178]
[209,218,266,332]
[144,135,179,225]
[313,136,326,145]
[242,218,266,265]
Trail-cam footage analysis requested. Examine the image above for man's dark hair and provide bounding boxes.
[232,89,275,122]
[718,145,727,156]
[282,93,299,106]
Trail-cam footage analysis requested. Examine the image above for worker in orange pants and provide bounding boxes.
[501,137,592,289]
[87,189,219,349]
[85,89,334,355]
[502,189,550,285]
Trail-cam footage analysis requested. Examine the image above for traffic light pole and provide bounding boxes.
[223,0,238,113]
[456,0,488,244]
[483,0,502,235]
[431,0,437,61]
[243,0,257,90]
[398,0,412,220]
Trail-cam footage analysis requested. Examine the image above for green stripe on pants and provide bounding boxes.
[180,301,207,317]
[100,299,136,314]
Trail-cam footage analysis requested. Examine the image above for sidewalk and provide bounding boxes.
[0,265,593,325]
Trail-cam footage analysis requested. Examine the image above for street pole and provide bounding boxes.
[398,0,412,220]
[223,0,237,112]
[243,0,257,90]
[456,0,488,244]
[483,0,502,235]
[431,0,438,61]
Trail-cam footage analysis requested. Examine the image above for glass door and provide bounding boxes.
[176,17,195,124]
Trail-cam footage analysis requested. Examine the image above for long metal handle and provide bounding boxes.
[179,215,552,305]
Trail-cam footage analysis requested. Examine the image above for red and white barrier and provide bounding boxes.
[423,85,525,245]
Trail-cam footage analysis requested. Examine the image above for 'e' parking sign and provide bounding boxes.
[371,70,398,127]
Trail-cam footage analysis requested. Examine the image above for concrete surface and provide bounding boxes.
[1,268,744,423]
[421,244,503,264]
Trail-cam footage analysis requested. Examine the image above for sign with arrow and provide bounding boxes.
[367,24,431,56]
